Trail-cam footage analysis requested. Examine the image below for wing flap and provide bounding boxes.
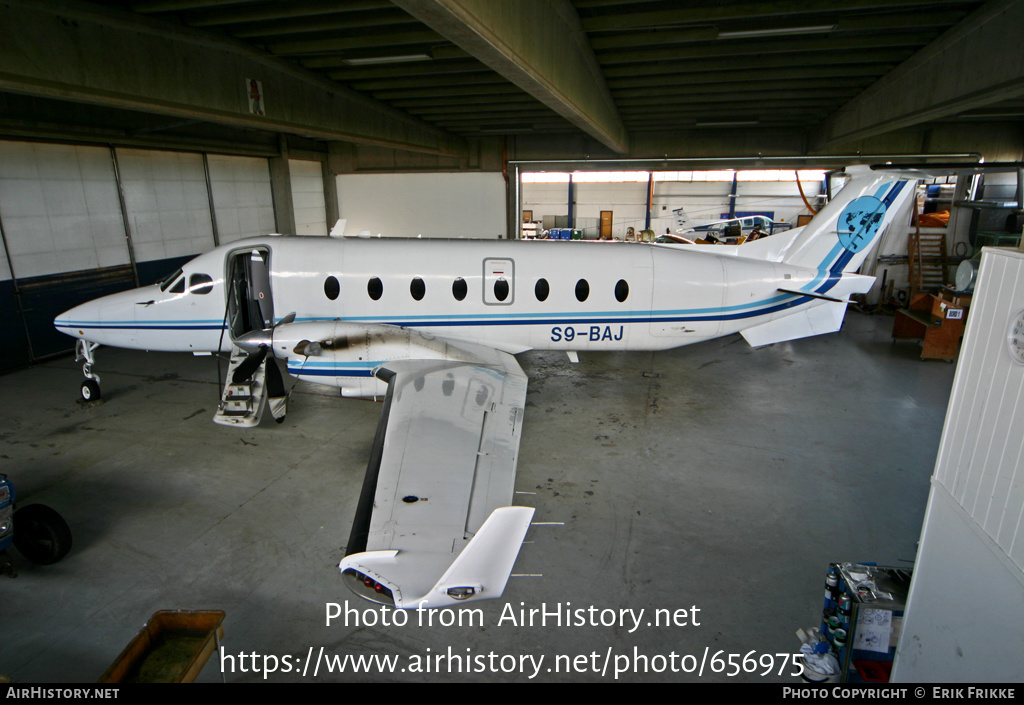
[340,345,531,608]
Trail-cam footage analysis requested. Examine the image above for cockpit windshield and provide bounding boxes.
[158,268,183,292]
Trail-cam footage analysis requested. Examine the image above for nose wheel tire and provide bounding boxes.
[81,379,101,402]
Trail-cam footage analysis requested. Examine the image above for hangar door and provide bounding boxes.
[0,140,277,373]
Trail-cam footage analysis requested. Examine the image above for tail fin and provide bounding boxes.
[779,165,915,273]
[738,166,916,348]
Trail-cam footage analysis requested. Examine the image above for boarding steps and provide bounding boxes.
[213,348,267,428]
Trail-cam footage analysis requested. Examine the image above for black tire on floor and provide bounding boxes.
[81,379,101,401]
[13,504,72,565]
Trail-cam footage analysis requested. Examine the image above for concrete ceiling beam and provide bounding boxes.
[392,0,628,154]
[814,0,1024,149]
[0,0,467,157]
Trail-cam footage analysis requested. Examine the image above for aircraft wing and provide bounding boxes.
[338,343,534,609]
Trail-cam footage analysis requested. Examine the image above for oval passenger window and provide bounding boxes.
[452,277,467,301]
[368,277,383,301]
[493,278,509,302]
[410,277,425,301]
[575,279,589,302]
[535,278,549,302]
[324,276,340,301]
[614,279,629,302]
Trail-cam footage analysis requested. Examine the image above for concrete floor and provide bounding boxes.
[0,311,955,683]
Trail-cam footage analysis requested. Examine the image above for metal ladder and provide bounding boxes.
[908,225,948,296]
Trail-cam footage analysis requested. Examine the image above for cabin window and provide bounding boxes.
[493,278,509,302]
[325,274,342,299]
[189,274,214,295]
[324,276,340,300]
[614,279,629,303]
[535,278,549,302]
[410,277,425,301]
[169,277,185,294]
[452,277,467,301]
[575,278,589,302]
[368,277,383,301]
[159,268,183,292]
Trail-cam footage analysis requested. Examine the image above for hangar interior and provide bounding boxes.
[1,0,1023,683]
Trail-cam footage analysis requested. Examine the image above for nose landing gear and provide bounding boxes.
[76,340,102,402]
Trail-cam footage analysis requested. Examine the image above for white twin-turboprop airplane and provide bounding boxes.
[54,166,913,608]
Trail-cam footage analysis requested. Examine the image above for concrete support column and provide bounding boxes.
[269,135,295,235]
[645,172,654,230]
[567,174,575,229]
[109,147,140,287]
[202,153,220,247]
[728,172,738,219]
[322,159,340,232]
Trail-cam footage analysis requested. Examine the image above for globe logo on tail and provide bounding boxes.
[838,195,886,253]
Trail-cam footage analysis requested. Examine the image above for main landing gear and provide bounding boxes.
[76,340,102,402]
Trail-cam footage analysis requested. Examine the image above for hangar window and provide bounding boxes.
[575,279,590,302]
[410,277,425,301]
[324,276,340,301]
[614,279,629,303]
[452,277,467,301]
[189,274,214,295]
[493,278,510,302]
[535,278,549,302]
[368,277,383,301]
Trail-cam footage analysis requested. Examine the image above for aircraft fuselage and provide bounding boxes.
[55,235,825,358]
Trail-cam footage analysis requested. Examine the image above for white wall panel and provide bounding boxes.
[206,154,275,244]
[0,141,127,278]
[117,148,215,261]
[336,172,505,239]
[289,159,327,236]
[893,247,1024,682]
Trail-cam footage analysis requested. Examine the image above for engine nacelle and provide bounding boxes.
[258,320,487,398]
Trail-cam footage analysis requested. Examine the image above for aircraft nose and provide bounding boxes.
[53,288,141,345]
[54,301,99,339]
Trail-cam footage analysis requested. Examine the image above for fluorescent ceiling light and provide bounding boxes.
[344,54,432,65]
[718,25,835,39]
[695,120,759,127]
[478,125,534,133]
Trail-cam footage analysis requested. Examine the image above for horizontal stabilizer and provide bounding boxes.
[741,301,848,347]
[777,288,845,303]
[339,506,535,609]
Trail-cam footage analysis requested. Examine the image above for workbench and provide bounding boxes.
[892,292,966,361]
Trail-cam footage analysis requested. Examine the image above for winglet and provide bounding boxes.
[339,506,535,609]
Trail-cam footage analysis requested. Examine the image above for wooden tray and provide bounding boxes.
[98,610,225,683]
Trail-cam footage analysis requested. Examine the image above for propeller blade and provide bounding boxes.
[265,357,288,423]
[232,344,269,383]
[264,357,286,398]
